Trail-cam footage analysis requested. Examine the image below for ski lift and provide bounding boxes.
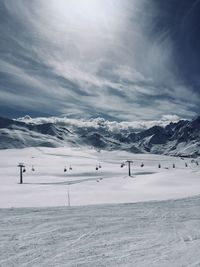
[23,167,26,173]
[32,165,35,171]
[141,162,144,167]
[121,162,125,168]
[64,166,67,172]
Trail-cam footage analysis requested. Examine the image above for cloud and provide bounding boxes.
[0,0,199,120]
[17,114,184,133]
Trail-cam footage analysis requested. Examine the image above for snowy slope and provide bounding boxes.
[1,196,200,267]
[1,147,200,266]
[0,147,200,208]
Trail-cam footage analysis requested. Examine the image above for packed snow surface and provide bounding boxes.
[0,147,200,208]
[1,197,200,266]
[1,147,200,266]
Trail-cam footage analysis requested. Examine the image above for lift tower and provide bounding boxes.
[18,163,25,184]
[126,160,133,177]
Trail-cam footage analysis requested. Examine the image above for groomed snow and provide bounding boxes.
[1,147,200,266]
[1,196,200,266]
[0,147,200,208]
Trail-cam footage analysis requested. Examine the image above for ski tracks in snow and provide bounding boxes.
[1,197,200,266]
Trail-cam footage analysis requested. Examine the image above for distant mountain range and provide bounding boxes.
[0,116,200,157]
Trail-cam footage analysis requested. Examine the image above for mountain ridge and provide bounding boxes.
[0,116,200,157]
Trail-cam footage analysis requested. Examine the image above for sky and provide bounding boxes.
[0,0,200,121]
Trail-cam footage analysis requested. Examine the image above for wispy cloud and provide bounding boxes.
[0,0,199,120]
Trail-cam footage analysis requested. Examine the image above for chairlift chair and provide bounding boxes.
[121,162,125,168]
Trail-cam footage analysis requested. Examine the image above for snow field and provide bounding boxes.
[0,147,200,208]
[1,147,200,266]
[1,196,200,266]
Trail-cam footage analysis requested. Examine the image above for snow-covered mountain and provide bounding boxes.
[0,115,200,156]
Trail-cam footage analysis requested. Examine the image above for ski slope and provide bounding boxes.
[1,196,200,266]
[0,147,200,208]
[1,147,200,266]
